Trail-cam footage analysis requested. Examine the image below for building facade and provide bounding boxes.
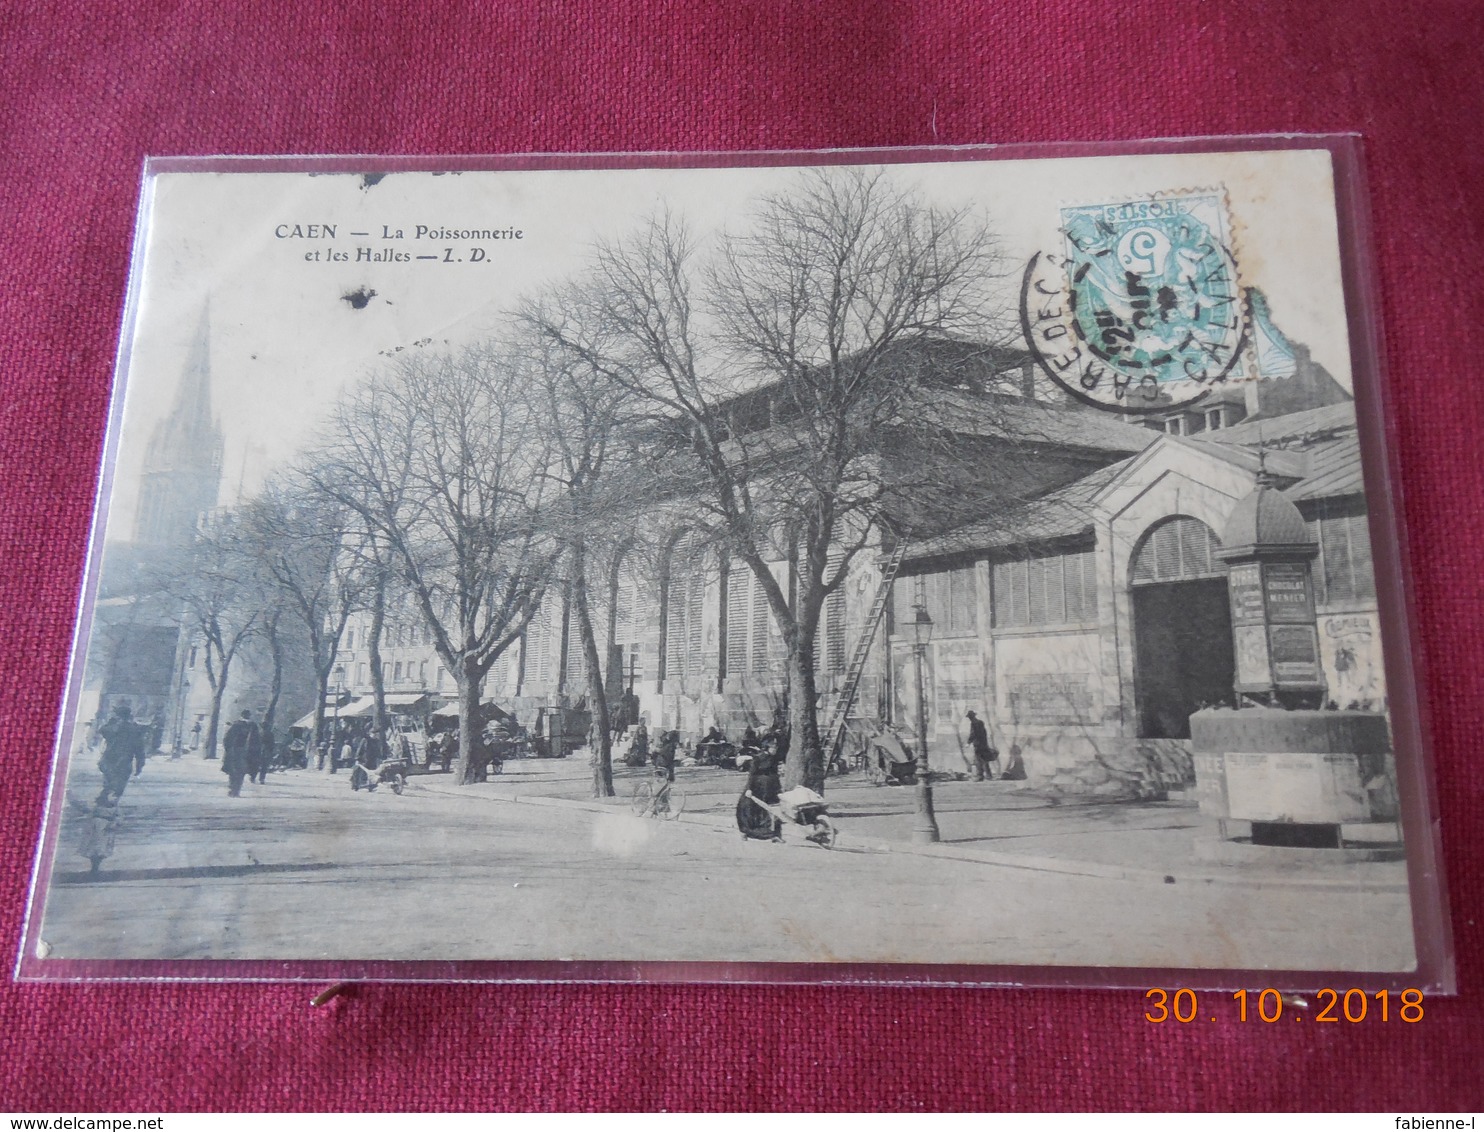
[894,399,1378,794]
[327,320,1373,795]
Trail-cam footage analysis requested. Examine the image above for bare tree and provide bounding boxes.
[514,327,652,797]
[311,343,557,784]
[528,168,1021,789]
[238,482,362,751]
[358,529,392,752]
[254,602,287,753]
[151,512,263,760]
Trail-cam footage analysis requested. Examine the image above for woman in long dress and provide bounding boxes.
[736,743,783,841]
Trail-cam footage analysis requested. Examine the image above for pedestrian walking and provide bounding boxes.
[221,710,261,797]
[440,732,457,774]
[94,702,145,805]
[147,710,166,755]
[966,710,998,781]
[247,721,270,785]
[350,723,382,791]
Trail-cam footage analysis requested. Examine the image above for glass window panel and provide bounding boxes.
[751,569,771,673]
[949,567,976,634]
[1179,521,1203,577]
[1027,558,1047,624]
[826,553,846,671]
[1064,555,1084,623]
[992,562,1010,627]
[1307,518,1327,604]
[726,565,748,674]
[1349,513,1376,600]
[1045,557,1066,624]
[1153,522,1181,580]
[664,576,686,679]
[1320,514,1354,603]
[537,601,554,682]
[686,571,705,672]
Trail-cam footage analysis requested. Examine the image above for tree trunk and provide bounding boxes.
[262,619,284,758]
[309,625,333,760]
[572,553,614,798]
[367,571,388,753]
[202,646,224,759]
[456,660,484,785]
[204,665,227,764]
[312,663,330,757]
[782,627,825,791]
[205,694,225,762]
[603,552,623,700]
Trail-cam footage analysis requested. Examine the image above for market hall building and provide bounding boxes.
[895,393,1378,794]
[333,318,1376,795]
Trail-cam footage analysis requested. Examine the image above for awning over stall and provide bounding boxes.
[383,693,431,710]
[335,697,376,718]
[430,699,511,722]
[290,693,363,731]
[291,694,431,730]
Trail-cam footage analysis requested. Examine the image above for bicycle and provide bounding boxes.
[630,766,685,819]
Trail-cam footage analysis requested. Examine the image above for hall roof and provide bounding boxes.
[1207,401,1357,446]
[904,457,1132,560]
[705,334,1155,460]
[1282,432,1365,501]
[1202,400,1365,501]
[915,389,1157,455]
[902,403,1368,561]
[1172,436,1308,481]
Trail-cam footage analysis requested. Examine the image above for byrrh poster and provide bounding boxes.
[18,143,1451,989]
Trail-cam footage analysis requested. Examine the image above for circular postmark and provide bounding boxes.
[1021,193,1249,413]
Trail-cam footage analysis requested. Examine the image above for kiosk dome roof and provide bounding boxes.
[1220,478,1314,555]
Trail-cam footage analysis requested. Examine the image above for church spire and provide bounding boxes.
[134,303,225,546]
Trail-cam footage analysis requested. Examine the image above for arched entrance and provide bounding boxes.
[1130,516,1235,739]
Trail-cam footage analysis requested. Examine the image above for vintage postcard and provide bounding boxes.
[19,141,1452,987]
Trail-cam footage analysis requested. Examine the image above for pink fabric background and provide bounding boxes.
[2,0,1481,1111]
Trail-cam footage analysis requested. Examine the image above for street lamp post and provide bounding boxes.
[909,586,940,844]
[330,680,344,774]
[170,674,189,761]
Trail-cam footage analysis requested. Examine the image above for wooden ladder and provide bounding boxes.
[822,537,910,765]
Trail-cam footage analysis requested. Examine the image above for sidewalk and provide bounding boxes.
[414,752,1412,891]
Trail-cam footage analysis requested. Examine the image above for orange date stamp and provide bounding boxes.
[1144,988,1425,1023]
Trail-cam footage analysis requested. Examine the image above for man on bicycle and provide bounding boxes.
[653,730,680,782]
